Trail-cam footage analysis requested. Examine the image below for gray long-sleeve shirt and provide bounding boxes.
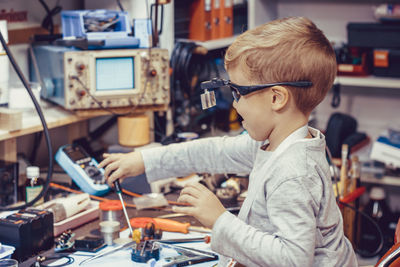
[141,126,357,267]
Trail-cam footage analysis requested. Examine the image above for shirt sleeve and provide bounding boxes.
[211,178,318,267]
[141,134,259,182]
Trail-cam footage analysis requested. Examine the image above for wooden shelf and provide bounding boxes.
[335,76,400,89]
[361,173,400,187]
[0,102,95,142]
[193,35,238,51]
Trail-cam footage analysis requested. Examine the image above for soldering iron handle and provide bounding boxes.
[113,180,122,194]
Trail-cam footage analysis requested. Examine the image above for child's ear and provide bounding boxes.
[270,86,289,111]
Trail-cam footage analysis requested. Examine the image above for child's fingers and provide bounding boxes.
[172,205,196,216]
[107,169,123,187]
[98,156,114,169]
[104,161,119,179]
[180,186,202,198]
[177,193,198,205]
[190,182,209,191]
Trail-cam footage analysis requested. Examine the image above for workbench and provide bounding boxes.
[18,190,216,267]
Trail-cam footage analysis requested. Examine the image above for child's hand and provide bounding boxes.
[97,151,145,187]
[173,182,226,229]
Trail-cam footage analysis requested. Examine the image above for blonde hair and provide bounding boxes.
[225,17,337,114]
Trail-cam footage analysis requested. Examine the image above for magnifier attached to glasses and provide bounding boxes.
[200,78,313,110]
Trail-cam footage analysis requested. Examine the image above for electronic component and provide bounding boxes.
[55,230,75,252]
[55,144,109,196]
[74,236,105,252]
[0,209,54,262]
[30,46,170,110]
[131,241,160,263]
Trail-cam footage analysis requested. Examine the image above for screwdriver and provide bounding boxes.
[130,217,211,234]
[114,180,134,238]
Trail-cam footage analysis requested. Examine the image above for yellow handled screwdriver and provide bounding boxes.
[114,180,134,238]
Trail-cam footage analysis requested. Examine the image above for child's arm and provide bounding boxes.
[211,178,320,267]
[141,134,258,183]
[99,134,258,185]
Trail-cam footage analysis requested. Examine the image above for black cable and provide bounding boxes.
[331,83,341,108]
[0,31,53,211]
[339,200,384,257]
[116,0,125,11]
[326,146,385,258]
[38,0,62,35]
[31,254,74,267]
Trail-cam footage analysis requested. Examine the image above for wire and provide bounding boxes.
[38,0,62,35]
[70,75,148,116]
[0,31,53,211]
[326,145,385,257]
[116,0,125,11]
[339,200,384,257]
[31,254,74,267]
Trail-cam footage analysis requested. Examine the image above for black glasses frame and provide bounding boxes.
[200,78,313,102]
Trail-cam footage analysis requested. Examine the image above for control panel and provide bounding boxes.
[63,48,170,109]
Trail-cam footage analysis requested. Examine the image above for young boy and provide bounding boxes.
[99,17,357,266]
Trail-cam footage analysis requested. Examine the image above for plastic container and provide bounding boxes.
[0,244,15,260]
[61,10,131,40]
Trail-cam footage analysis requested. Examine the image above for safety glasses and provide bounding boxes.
[200,78,313,109]
[229,80,313,102]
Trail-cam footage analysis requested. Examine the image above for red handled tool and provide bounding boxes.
[130,217,211,234]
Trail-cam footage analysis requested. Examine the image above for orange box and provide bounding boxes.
[374,50,389,68]
[219,0,233,38]
[189,0,212,41]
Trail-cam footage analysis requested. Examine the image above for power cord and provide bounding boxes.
[326,146,384,257]
[0,30,53,211]
[116,0,125,11]
[38,0,62,35]
[32,254,74,267]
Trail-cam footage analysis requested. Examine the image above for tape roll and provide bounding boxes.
[118,114,150,147]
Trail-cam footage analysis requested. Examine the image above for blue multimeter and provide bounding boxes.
[55,144,110,196]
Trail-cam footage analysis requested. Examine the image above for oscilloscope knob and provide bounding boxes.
[76,89,86,97]
[149,69,157,77]
[76,62,85,71]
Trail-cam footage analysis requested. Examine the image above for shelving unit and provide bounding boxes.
[361,173,400,187]
[193,35,238,50]
[335,76,400,89]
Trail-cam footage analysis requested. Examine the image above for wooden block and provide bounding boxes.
[0,108,23,131]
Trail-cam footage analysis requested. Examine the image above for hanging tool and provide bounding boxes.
[114,180,134,238]
[130,217,211,234]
